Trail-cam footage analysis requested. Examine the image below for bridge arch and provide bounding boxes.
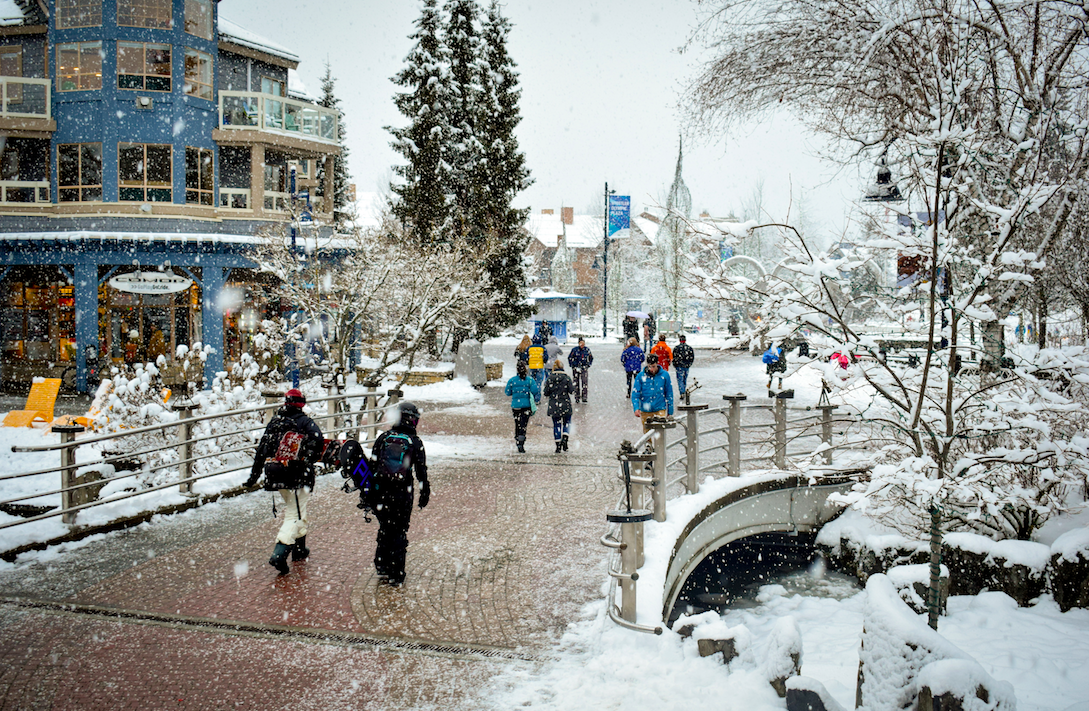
[661,474,853,622]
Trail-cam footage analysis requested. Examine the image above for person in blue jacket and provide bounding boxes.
[504,361,540,452]
[631,353,673,432]
[621,337,645,397]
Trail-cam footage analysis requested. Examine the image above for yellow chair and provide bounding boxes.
[3,378,62,427]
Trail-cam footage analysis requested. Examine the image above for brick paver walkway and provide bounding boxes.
[0,343,641,710]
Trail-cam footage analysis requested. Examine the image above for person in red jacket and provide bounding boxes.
[650,334,673,371]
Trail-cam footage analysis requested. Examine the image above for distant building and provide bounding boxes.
[0,0,341,391]
[524,206,651,312]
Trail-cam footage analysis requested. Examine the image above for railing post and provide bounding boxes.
[607,505,652,624]
[647,419,676,523]
[364,384,378,444]
[325,368,344,434]
[819,404,838,465]
[723,394,747,476]
[54,423,84,524]
[621,453,655,567]
[677,403,708,494]
[173,399,199,496]
[261,389,283,424]
[773,390,794,469]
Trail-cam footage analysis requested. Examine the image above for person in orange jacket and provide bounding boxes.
[650,334,673,371]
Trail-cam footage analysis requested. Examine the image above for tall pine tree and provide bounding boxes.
[442,0,486,241]
[471,0,534,334]
[317,62,352,219]
[387,0,452,244]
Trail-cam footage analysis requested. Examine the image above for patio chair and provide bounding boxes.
[3,378,62,427]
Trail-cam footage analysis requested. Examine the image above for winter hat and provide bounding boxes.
[285,388,306,407]
[679,334,686,342]
[552,360,564,371]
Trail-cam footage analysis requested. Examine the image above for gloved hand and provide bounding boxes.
[245,462,262,488]
[418,480,431,509]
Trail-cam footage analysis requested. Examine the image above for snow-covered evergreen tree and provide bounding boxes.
[442,0,485,241]
[470,0,534,336]
[317,61,352,219]
[387,0,452,244]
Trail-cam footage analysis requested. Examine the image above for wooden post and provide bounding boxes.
[173,399,199,495]
[54,423,84,524]
[678,403,708,494]
[723,394,747,476]
[773,390,794,469]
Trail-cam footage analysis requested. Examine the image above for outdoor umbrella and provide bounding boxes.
[625,310,650,319]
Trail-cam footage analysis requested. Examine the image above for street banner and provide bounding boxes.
[607,195,630,239]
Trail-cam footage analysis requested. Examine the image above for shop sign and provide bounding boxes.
[109,272,192,295]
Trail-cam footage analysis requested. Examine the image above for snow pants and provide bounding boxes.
[374,490,414,582]
[276,488,310,545]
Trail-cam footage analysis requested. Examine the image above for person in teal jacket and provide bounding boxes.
[505,361,540,452]
[631,353,673,432]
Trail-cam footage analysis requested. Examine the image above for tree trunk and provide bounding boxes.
[928,505,942,630]
[1037,285,1048,349]
[980,320,1005,372]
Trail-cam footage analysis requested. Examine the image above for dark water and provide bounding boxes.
[669,532,861,623]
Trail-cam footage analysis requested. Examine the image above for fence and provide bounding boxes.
[603,384,864,633]
[0,375,402,551]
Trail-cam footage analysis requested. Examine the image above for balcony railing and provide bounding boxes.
[0,180,49,204]
[218,91,338,145]
[0,78,50,120]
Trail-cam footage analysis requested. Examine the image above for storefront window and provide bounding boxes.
[99,276,199,366]
[222,278,277,365]
[1,271,76,363]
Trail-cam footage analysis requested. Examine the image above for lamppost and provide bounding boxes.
[289,164,300,388]
[602,183,615,338]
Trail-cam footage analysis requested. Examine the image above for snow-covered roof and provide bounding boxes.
[525,213,603,250]
[632,216,660,246]
[218,16,300,66]
[287,69,316,102]
[0,0,26,26]
[0,230,263,245]
[528,288,587,301]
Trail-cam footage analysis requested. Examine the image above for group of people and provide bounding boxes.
[248,390,429,587]
[507,333,595,452]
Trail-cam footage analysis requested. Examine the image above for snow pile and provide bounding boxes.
[856,574,1015,711]
[944,531,1050,572]
[1050,526,1089,563]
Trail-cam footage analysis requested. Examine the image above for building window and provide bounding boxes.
[117,0,172,29]
[118,42,170,92]
[183,48,212,100]
[1,272,76,364]
[184,0,212,40]
[185,147,213,205]
[119,143,172,202]
[56,42,102,91]
[57,143,103,202]
[261,76,283,96]
[0,46,22,103]
[56,0,102,28]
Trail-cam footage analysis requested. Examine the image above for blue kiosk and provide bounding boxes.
[528,289,587,343]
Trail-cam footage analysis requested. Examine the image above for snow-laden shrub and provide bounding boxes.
[856,574,1015,711]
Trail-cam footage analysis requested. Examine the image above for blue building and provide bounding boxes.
[0,0,341,392]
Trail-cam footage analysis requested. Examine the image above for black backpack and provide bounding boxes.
[372,431,414,495]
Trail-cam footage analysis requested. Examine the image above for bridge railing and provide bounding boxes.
[0,376,401,545]
[602,384,864,632]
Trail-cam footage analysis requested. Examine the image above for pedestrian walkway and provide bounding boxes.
[0,343,638,710]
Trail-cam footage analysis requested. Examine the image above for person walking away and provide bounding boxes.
[632,353,673,433]
[621,338,645,397]
[504,361,540,452]
[526,335,547,402]
[673,334,695,396]
[514,334,532,366]
[545,335,563,363]
[623,315,639,342]
[567,338,594,402]
[650,334,673,371]
[247,388,324,575]
[367,401,430,586]
[543,360,574,452]
[764,343,787,391]
[642,320,653,353]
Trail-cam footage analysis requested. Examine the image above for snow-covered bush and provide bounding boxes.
[856,575,1015,711]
